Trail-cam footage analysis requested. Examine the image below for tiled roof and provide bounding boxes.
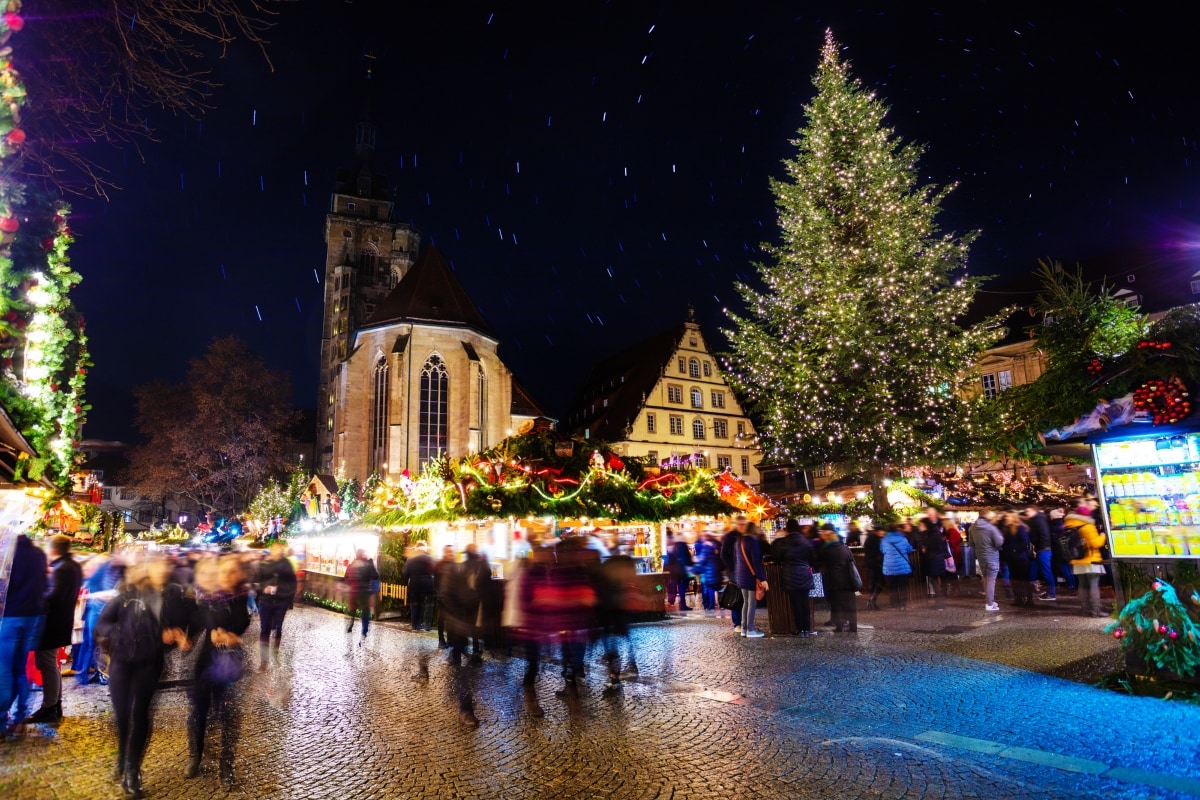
[511,375,548,418]
[565,323,688,442]
[364,246,493,336]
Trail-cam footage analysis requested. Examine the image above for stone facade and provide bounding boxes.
[333,323,514,480]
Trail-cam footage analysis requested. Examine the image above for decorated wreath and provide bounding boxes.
[1132,375,1192,425]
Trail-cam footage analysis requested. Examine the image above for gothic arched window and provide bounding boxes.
[370,357,389,474]
[419,354,449,464]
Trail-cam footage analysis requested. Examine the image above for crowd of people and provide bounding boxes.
[0,497,1114,796]
[0,538,296,799]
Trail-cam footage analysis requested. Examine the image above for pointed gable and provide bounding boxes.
[567,323,687,441]
[365,246,493,335]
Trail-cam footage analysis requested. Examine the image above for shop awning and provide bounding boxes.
[0,404,49,488]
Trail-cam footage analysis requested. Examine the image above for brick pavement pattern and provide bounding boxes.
[2,595,1199,800]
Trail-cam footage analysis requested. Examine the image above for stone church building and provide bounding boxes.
[316,119,543,479]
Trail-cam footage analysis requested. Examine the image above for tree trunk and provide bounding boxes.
[871,468,892,517]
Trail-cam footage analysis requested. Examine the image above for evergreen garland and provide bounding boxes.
[1106,578,1200,678]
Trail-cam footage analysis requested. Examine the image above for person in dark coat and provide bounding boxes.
[1024,505,1056,600]
[255,541,296,671]
[917,511,949,604]
[0,533,47,734]
[98,554,192,799]
[664,530,694,610]
[596,550,638,689]
[1000,511,1034,606]
[342,549,379,636]
[863,526,885,609]
[28,535,83,724]
[402,542,436,631]
[434,545,457,648]
[732,521,768,638]
[772,519,817,636]
[693,532,720,611]
[459,544,494,662]
[719,520,748,632]
[185,556,250,788]
[818,525,858,632]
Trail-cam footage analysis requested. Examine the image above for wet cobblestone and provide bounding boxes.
[1,594,1198,800]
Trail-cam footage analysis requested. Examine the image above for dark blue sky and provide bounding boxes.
[66,0,1200,439]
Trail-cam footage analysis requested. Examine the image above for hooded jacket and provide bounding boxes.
[1064,513,1106,565]
[968,517,1004,571]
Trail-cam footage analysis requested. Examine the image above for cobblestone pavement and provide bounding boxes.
[2,587,1200,800]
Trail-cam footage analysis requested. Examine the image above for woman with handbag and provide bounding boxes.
[733,521,769,638]
[185,556,250,788]
[817,525,858,632]
[1000,511,1034,607]
[881,524,914,610]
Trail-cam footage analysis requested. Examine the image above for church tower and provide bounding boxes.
[317,108,420,472]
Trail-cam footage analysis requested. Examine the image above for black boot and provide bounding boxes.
[122,768,144,799]
[111,754,125,783]
[219,762,234,790]
[184,754,201,779]
[26,702,62,724]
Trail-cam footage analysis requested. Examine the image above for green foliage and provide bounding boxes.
[301,592,347,615]
[723,31,1007,511]
[1106,579,1200,678]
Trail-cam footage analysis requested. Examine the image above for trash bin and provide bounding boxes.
[764,564,794,635]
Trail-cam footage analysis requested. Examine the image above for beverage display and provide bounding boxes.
[1095,433,1200,557]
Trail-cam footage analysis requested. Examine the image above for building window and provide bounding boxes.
[689,358,700,378]
[669,415,684,436]
[1191,278,1200,295]
[477,364,488,451]
[692,419,706,440]
[370,357,390,474]
[646,413,656,433]
[347,202,356,211]
[713,419,728,438]
[690,388,703,408]
[997,369,1013,392]
[816,465,827,478]
[736,421,746,437]
[703,361,712,377]
[981,373,998,400]
[667,385,682,404]
[711,390,725,409]
[717,455,732,471]
[678,357,686,373]
[419,354,449,464]
[647,450,658,463]
[122,509,133,523]
[695,453,709,468]
[100,487,112,500]
[327,415,334,431]
[741,456,750,475]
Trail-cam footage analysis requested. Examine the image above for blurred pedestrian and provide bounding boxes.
[0,533,47,735]
[864,525,885,609]
[881,523,914,610]
[255,542,296,671]
[664,530,694,611]
[342,549,379,636]
[185,556,250,788]
[719,517,750,633]
[1001,511,1034,606]
[1066,504,1108,617]
[28,535,83,724]
[441,554,482,726]
[74,554,122,686]
[460,543,493,662]
[818,524,858,632]
[917,509,949,604]
[98,554,191,799]
[733,520,768,638]
[597,548,639,690]
[1024,505,1056,601]
[772,519,816,636]
[969,511,1004,612]
[403,541,436,632]
[1048,508,1076,592]
[434,545,457,648]
[693,532,720,611]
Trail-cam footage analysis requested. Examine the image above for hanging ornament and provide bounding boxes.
[1132,376,1191,425]
[1112,627,1125,639]
[1086,357,1103,376]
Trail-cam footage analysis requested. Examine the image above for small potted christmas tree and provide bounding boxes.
[1106,578,1200,682]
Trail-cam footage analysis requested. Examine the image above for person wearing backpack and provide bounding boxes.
[881,523,915,610]
[97,554,191,800]
[343,549,380,636]
[1065,505,1108,617]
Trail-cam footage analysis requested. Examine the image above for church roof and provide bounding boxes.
[511,376,548,418]
[364,246,494,336]
[565,323,690,442]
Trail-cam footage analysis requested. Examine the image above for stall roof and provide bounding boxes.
[0,404,50,488]
[1085,414,1200,445]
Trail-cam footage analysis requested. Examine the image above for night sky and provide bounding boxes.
[65,1,1200,441]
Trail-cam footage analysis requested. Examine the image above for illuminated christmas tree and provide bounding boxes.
[724,31,1006,514]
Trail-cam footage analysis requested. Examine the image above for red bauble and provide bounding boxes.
[1113,628,1125,639]
[4,128,23,146]
[0,216,18,233]
[3,13,23,32]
